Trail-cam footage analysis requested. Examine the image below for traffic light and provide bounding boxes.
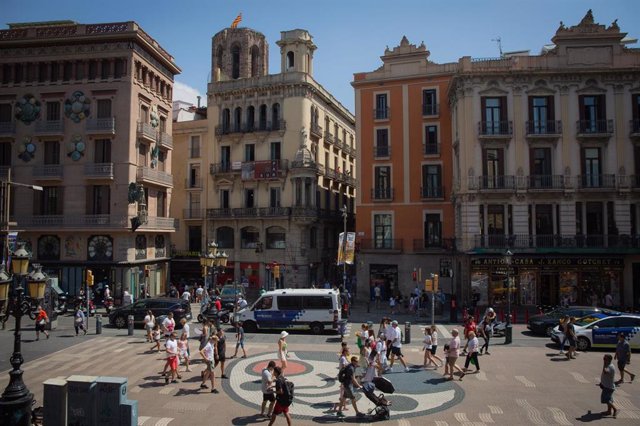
[86,269,94,286]
[273,264,280,279]
[412,270,417,281]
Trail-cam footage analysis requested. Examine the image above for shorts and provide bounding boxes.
[205,361,213,372]
[236,340,244,349]
[391,346,403,357]
[273,401,290,415]
[263,392,275,402]
[601,387,614,404]
[430,345,438,355]
[168,356,178,371]
[447,356,458,368]
[342,385,355,400]
[567,337,577,348]
[145,324,154,332]
[617,359,628,371]
[36,322,46,332]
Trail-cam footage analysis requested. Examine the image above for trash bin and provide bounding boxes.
[404,322,411,344]
[96,315,102,334]
[128,315,134,336]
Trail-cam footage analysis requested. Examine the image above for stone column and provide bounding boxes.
[43,378,68,426]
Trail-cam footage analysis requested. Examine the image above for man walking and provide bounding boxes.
[598,354,618,418]
[337,356,365,418]
[261,361,276,418]
[268,366,293,426]
[199,335,219,393]
[614,332,636,384]
[388,320,410,372]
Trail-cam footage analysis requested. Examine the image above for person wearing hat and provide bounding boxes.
[388,320,410,372]
[278,331,289,375]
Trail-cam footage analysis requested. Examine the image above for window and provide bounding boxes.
[487,205,505,246]
[633,94,640,133]
[278,296,302,310]
[481,96,507,134]
[482,148,505,189]
[373,166,391,199]
[157,191,166,217]
[529,147,552,188]
[188,192,200,217]
[373,214,392,248]
[0,104,11,123]
[270,187,280,208]
[582,147,601,187]
[422,164,442,198]
[272,103,280,129]
[246,106,255,131]
[375,128,389,157]
[189,165,200,188]
[114,59,125,79]
[424,214,442,247]
[579,95,606,133]
[528,96,554,134]
[38,63,48,82]
[44,141,60,165]
[138,143,148,166]
[424,125,438,154]
[422,89,437,115]
[259,104,267,130]
[35,186,63,215]
[63,62,72,81]
[231,44,240,79]
[97,99,111,118]
[534,204,553,245]
[46,101,60,121]
[586,202,604,246]
[87,185,110,215]
[95,139,111,163]
[222,109,231,133]
[286,51,294,69]
[140,105,149,123]
[89,61,97,80]
[234,107,242,132]
[245,189,255,208]
[0,142,11,166]
[266,226,286,249]
[302,296,332,309]
[188,226,202,252]
[216,227,234,249]
[270,142,281,160]
[220,189,230,209]
[310,227,317,249]
[241,226,260,248]
[251,46,260,77]
[189,136,200,158]
[375,93,388,119]
[245,144,255,162]
[220,146,231,171]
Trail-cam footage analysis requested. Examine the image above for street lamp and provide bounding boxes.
[200,242,217,291]
[341,205,347,291]
[0,242,35,425]
[504,249,513,345]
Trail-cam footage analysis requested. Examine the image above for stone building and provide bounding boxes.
[0,20,180,301]
[449,11,640,310]
[171,27,355,291]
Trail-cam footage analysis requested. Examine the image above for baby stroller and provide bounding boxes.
[362,377,394,421]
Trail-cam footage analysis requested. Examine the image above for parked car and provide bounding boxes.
[219,285,245,310]
[551,315,640,351]
[108,297,192,329]
[550,313,611,347]
[527,306,620,336]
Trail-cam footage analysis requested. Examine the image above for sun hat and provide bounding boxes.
[280,331,289,338]
[391,320,398,326]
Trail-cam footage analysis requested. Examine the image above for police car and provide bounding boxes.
[551,315,640,351]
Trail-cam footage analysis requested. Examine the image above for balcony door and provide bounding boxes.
[481,97,506,134]
[422,164,442,198]
[529,96,554,134]
[579,95,606,133]
[424,214,441,247]
[487,205,505,247]
[374,166,390,199]
[482,148,504,189]
[581,147,601,188]
[586,202,604,247]
[529,147,551,188]
[220,146,231,171]
[373,214,392,249]
[535,204,553,247]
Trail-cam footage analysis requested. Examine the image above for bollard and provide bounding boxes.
[505,323,513,344]
[96,315,102,334]
[404,322,411,344]
[128,315,134,336]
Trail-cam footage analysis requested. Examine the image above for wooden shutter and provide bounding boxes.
[482,148,488,176]
[547,95,555,121]
[529,147,535,175]
[580,148,586,176]
[633,94,640,120]
[499,96,507,121]
[33,189,41,215]
[57,187,64,215]
[527,97,534,123]
[597,94,606,119]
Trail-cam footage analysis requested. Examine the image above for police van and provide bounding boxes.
[236,288,341,334]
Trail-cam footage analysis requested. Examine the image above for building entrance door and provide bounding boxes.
[540,274,559,306]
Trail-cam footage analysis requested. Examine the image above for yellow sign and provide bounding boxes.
[424,279,432,292]
[433,274,439,292]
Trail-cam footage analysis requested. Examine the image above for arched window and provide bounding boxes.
[234,107,242,132]
[266,226,286,249]
[246,106,255,132]
[216,227,234,249]
[272,103,280,130]
[216,46,224,77]
[231,44,241,79]
[286,51,295,70]
[241,226,260,249]
[250,45,260,77]
[222,108,231,133]
[259,104,267,130]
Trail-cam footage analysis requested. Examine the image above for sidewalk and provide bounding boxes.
[347,299,446,326]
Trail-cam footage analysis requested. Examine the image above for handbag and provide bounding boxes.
[39,319,46,326]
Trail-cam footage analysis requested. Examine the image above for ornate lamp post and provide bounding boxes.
[504,249,513,345]
[0,242,35,425]
[200,242,217,291]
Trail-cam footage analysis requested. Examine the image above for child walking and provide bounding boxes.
[150,324,161,352]
[178,333,191,372]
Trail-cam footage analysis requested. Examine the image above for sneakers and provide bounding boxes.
[200,384,208,389]
[459,373,465,381]
[211,388,219,394]
[405,367,410,372]
[631,374,636,383]
[336,412,345,418]
[356,412,366,418]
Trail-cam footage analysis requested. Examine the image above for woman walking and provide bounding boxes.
[429,325,445,366]
[144,310,155,343]
[278,331,289,375]
[422,327,438,368]
[479,320,491,355]
[34,305,49,340]
[461,331,480,378]
[73,306,87,336]
[199,334,219,393]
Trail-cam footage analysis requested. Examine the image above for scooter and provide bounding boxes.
[103,297,114,314]
[197,302,230,324]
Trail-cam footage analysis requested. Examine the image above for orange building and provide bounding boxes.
[352,37,456,302]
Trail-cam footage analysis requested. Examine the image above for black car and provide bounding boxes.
[527,306,620,336]
[108,297,192,329]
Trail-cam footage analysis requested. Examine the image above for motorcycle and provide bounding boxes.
[103,297,114,314]
[75,295,96,316]
[197,302,230,324]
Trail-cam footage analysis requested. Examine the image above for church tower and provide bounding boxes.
[276,29,316,76]
[211,27,268,82]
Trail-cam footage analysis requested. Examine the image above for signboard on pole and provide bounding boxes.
[337,232,355,265]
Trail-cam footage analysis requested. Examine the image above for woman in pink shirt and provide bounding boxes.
[446,329,465,381]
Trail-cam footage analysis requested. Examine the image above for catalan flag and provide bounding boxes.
[230,13,242,29]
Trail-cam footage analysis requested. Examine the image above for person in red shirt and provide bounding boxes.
[214,297,222,311]
[34,305,50,340]
[462,317,476,354]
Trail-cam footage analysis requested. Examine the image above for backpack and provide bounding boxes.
[338,365,350,385]
[279,378,294,406]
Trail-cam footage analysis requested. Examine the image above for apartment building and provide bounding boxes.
[352,37,456,301]
[171,27,355,290]
[450,11,640,310]
[0,21,180,300]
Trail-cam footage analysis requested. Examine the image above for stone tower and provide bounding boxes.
[211,28,268,82]
[276,29,316,76]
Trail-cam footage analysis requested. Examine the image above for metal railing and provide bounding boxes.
[210,163,238,174]
[35,120,64,134]
[259,207,291,217]
[478,120,513,136]
[359,238,403,251]
[0,121,16,135]
[526,175,565,190]
[136,166,173,187]
[159,131,173,149]
[216,120,287,135]
[420,186,444,199]
[183,209,204,219]
[86,117,115,133]
[631,119,640,135]
[310,123,323,138]
[19,214,128,228]
[206,208,233,218]
[422,103,439,116]
[424,143,439,155]
[576,119,613,135]
[525,120,562,135]
[477,175,516,190]
[141,216,177,230]
[413,237,456,251]
[374,107,389,120]
[185,178,202,189]
[323,131,334,144]
[374,145,390,158]
[84,163,114,179]
[232,207,258,217]
[371,188,394,200]
[32,164,63,179]
[137,121,157,140]
[576,174,616,189]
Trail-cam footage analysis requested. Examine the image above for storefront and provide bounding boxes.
[369,264,398,301]
[470,256,623,308]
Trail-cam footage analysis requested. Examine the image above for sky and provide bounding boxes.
[3,0,639,113]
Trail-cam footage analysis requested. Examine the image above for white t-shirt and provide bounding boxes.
[423,334,432,350]
[362,361,377,383]
[202,342,214,362]
[165,339,178,357]
[392,326,402,348]
[261,368,274,394]
[338,355,349,370]
[468,336,479,353]
[431,330,438,346]
[182,291,191,301]
[144,314,154,328]
[181,323,190,339]
[384,326,395,342]
[376,339,386,358]
[389,297,396,307]
[196,287,204,296]
[162,317,175,335]
[449,336,460,357]
[374,287,381,297]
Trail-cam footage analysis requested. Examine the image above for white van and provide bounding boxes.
[237,288,341,334]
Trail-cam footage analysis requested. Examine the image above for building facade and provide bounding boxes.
[352,38,456,302]
[0,20,180,301]
[171,27,356,291]
[449,11,640,310]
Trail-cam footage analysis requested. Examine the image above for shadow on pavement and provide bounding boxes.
[173,387,201,396]
[576,411,608,422]
[231,414,270,425]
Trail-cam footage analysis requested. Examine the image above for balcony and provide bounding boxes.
[207,208,233,218]
[576,174,616,189]
[210,162,240,175]
[422,103,439,116]
[216,120,287,136]
[291,207,319,218]
[420,186,445,199]
[84,163,114,179]
[630,119,640,139]
[232,208,258,217]
[472,234,640,252]
[323,131,334,144]
[478,120,513,138]
[576,119,613,138]
[137,121,157,142]
[19,214,128,229]
[526,175,565,191]
[374,145,390,158]
[32,164,63,180]
[359,238,402,252]
[371,187,394,201]
[240,159,288,181]
[0,121,16,136]
[259,207,292,217]
[310,123,323,139]
[525,120,562,138]
[374,107,390,120]
[140,216,178,231]
[476,175,516,191]
[325,168,338,181]
[185,178,202,189]
[183,208,204,219]
[35,120,64,135]
[413,237,456,252]
[158,131,173,150]
[136,166,173,187]
[424,143,439,155]
[86,118,115,135]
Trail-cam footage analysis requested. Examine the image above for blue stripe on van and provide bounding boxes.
[255,309,305,327]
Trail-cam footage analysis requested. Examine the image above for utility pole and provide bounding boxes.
[341,205,347,291]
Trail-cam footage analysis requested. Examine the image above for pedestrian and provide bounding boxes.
[162,312,175,340]
[214,328,227,379]
[332,347,350,413]
[199,320,212,352]
[268,366,293,426]
[144,310,155,343]
[597,354,618,418]
[422,327,438,368]
[180,317,191,357]
[557,315,569,355]
[389,296,396,315]
[614,332,636,384]
[429,325,445,366]
[71,305,86,336]
[462,316,476,354]
[374,284,381,309]
[177,333,191,372]
[388,320,410,372]
[149,324,161,352]
[278,331,289,375]
[356,323,368,369]
[479,319,491,355]
[375,334,389,372]
[163,332,179,384]
[231,321,247,358]
[604,292,613,308]
[34,305,49,340]
[199,334,219,393]
[383,318,394,360]
[181,288,191,303]
[196,285,204,303]
[261,361,277,417]
[336,356,365,418]
[565,317,578,360]
[446,329,465,380]
[461,331,480,378]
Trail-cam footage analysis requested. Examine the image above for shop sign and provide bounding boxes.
[471,257,623,267]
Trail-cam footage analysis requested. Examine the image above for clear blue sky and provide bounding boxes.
[3,0,638,113]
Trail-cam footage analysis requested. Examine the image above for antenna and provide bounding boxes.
[492,36,503,57]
